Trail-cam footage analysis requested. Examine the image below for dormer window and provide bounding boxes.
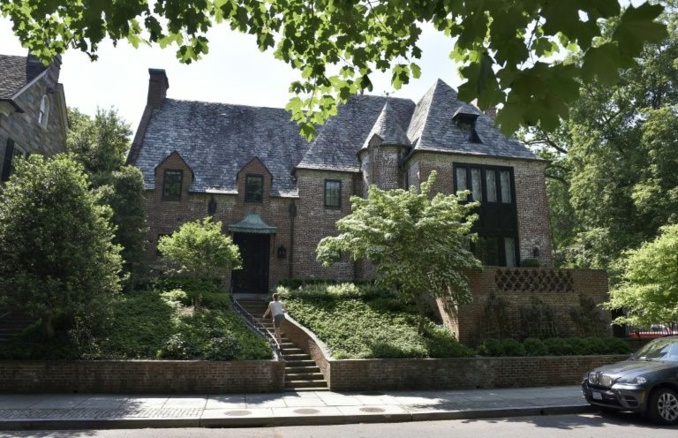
[38,95,49,128]
[452,111,481,143]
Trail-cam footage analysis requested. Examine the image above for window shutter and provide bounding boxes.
[1,139,15,182]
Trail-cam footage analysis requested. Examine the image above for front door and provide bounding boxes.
[231,233,270,293]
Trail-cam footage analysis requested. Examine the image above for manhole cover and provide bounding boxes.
[224,410,252,416]
[360,407,385,413]
[360,391,385,396]
[293,408,320,415]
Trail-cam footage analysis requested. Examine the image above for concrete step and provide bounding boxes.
[282,353,311,361]
[235,299,329,391]
[285,380,328,389]
[285,372,325,381]
[285,359,317,368]
[285,365,321,373]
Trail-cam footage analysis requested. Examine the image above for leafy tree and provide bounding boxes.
[316,172,480,334]
[522,6,678,275]
[1,1,667,137]
[605,224,678,327]
[0,155,123,338]
[97,166,148,288]
[66,108,130,184]
[66,108,148,289]
[158,218,242,306]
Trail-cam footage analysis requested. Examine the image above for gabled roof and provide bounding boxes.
[0,54,49,104]
[360,101,412,151]
[298,95,416,172]
[135,78,539,198]
[135,99,309,197]
[407,79,536,159]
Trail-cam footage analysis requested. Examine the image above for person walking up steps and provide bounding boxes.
[262,293,287,345]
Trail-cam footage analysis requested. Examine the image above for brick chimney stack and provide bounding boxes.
[147,69,169,109]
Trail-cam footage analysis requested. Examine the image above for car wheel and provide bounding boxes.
[647,388,678,425]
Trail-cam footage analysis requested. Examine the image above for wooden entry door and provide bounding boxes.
[231,233,270,293]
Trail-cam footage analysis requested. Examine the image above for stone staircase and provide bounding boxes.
[236,299,328,392]
[0,309,33,342]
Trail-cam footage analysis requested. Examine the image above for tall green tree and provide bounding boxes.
[522,6,678,276]
[316,172,480,334]
[1,1,667,137]
[66,108,148,289]
[0,155,123,338]
[605,224,678,327]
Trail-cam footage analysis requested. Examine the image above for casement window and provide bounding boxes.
[454,163,518,267]
[324,179,341,208]
[162,169,183,201]
[245,174,263,203]
[1,139,27,183]
[38,95,49,128]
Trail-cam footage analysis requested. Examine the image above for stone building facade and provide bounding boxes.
[129,69,553,295]
[0,53,68,182]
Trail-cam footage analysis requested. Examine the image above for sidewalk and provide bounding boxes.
[0,386,591,430]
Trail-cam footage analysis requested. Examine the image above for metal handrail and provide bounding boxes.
[230,296,283,361]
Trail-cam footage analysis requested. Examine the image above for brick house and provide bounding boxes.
[129,69,553,295]
[0,53,68,181]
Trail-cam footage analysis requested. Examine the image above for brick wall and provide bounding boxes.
[0,360,284,394]
[292,169,358,280]
[325,355,626,391]
[142,143,554,288]
[145,152,298,291]
[436,268,612,346]
[281,314,624,392]
[404,152,553,267]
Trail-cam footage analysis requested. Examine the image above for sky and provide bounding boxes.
[1,18,463,136]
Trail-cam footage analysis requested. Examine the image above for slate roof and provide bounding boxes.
[298,95,416,171]
[135,99,310,196]
[136,79,539,197]
[407,79,536,159]
[360,101,412,150]
[0,55,27,99]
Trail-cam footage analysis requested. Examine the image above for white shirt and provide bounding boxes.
[269,301,284,317]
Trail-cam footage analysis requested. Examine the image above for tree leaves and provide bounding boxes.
[1,0,668,137]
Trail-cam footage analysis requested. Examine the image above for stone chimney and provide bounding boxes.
[147,69,169,109]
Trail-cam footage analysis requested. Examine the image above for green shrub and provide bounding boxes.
[158,334,201,359]
[425,325,475,358]
[282,284,469,359]
[544,338,578,355]
[598,337,632,355]
[476,338,504,356]
[523,338,548,356]
[200,291,231,309]
[159,289,191,307]
[204,334,241,360]
[501,338,527,356]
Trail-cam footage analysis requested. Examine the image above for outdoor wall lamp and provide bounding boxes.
[277,245,287,259]
[532,247,540,258]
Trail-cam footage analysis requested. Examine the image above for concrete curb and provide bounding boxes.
[0,404,594,431]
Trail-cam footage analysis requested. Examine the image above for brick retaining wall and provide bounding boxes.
[325,355,627,392]
[0,319,628,394]
[0,360,285,394]
[282,316,627,392]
